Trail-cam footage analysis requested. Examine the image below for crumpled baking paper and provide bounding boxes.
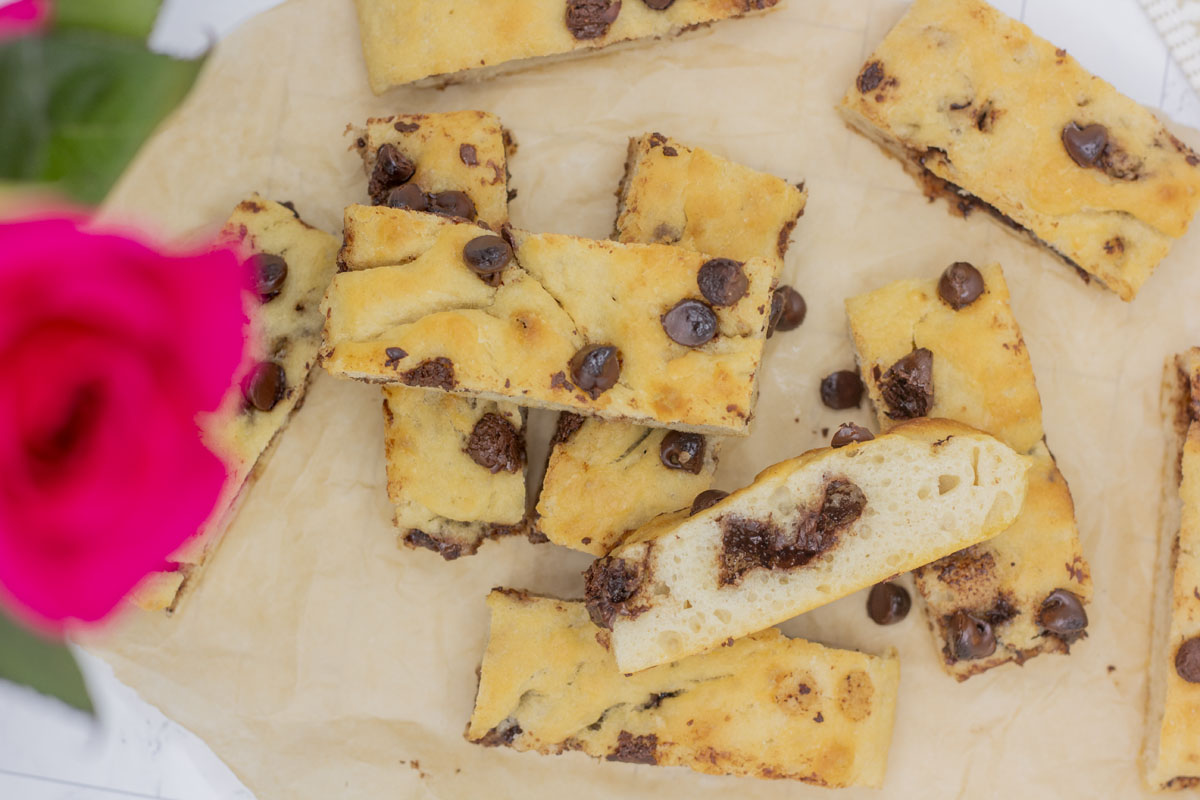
[88,0,1200,796]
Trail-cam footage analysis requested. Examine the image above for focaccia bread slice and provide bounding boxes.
[350,111,512,231]
[839,0,1200,301]
[133,196,338,611]
[585,418,1029,673]
[467,589,899,788]
[614,131,807,265]
[383,388,527,559]
[846,262,1092,678]
[536,134,806,553]
[323,205,774,435]
[1145,349,1200,789]
[535,414,719,555]
[354,0,781,94]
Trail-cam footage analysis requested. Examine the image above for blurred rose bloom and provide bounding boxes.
[0,217,248,633]
[0,0,50,39]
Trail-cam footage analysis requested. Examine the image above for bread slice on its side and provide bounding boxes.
[1144,349,1200,789]
[467,589,899,788]
[585,418,1030,673]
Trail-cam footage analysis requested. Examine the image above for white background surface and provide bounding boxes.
[1,0,1197,797]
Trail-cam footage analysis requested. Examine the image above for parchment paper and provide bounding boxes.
[87,0,1200,796]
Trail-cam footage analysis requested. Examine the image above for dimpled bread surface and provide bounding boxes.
[839,0,1200,300]
[590,419,1029,673]
[133,196,338,611]
[354,0,781,93]
[321,207,773,434]
[467,590,899,788]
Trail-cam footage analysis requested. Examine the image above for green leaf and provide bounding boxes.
[0,29,202,204]
[54,0,164,41]
[0,609,93,714]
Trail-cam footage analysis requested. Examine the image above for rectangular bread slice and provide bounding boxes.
[467,588,899,788]
[1145,349,1200,789]
[838,0,1200,301]
[323,206,774,435]
[353,0,780,94]
[132,196,338,611]
[383,389,528,559]
[585,418,1030,673]
[535,134,806,553]
[343,112,531,558]
[846,262,1092,678]
[350,111,512,231]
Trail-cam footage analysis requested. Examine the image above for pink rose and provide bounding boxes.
[0,0,50,39]
[0,217,249,632]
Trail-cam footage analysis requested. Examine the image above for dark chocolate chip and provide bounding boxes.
[689,489,729,516]
[1062,122,1109,168]
[830,422,874,448]
[662,299,718,347]
[938,261,985,309]
[880,348,934,419]
[867,582,911,625]
[606,732,658,765]
[251,254,288,302]
[642,0,674,8]
[242,361,286,412]
[394,120,420,133]
[465,412,525,474]
[565,0,621,40]
[569,344,621,399]
[384,347,407,368]
[459,143,478,166]
[697,258,749,306]
[402,357,455,390]
[279,200,300,217]
[368,143,416,203]
[1038,589,1088,640]
[947,610,996,661]
[659,431,706,473]
[583,556,641,628]
[428,190,477,220]
[820,370,864,410]
[1177,637,1200,683]
[384,183,429,212]
[772,285,806,332]
[661,146,678,157]
[462,235,513,277]
[857,60,885,93]
[551,412,585,446]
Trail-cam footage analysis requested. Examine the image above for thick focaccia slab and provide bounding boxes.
[467,589,899,788]
[354,0,781,94]
[535,414,719,555]
[351,111,511,231]
[614,132,807,264]
[585,419,1029,673]
[839,0,1200,301]
[846,262,1092,678]
[323,206,773,434]
[1145,349,1200,790]
[133,196,337,611]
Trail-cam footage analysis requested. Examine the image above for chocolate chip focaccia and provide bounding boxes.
[839,0,1200,301]
[343,114,530,558]
[846,263,1091,679]
[323,205,774,435]
[351,111,512,231]
[535,133,806,553]
[354,0,781,94]
[468,589,899,788]
[586,419,1029,673]
[1145,349,1200,789]
[133,196,338,611]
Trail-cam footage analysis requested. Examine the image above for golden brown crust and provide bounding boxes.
[467,590,899,788]
[839,0,1200,300]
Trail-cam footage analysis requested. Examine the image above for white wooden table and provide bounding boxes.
[0,0,1194,797]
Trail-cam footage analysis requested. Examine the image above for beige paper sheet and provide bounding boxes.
[87,0,1200,796]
